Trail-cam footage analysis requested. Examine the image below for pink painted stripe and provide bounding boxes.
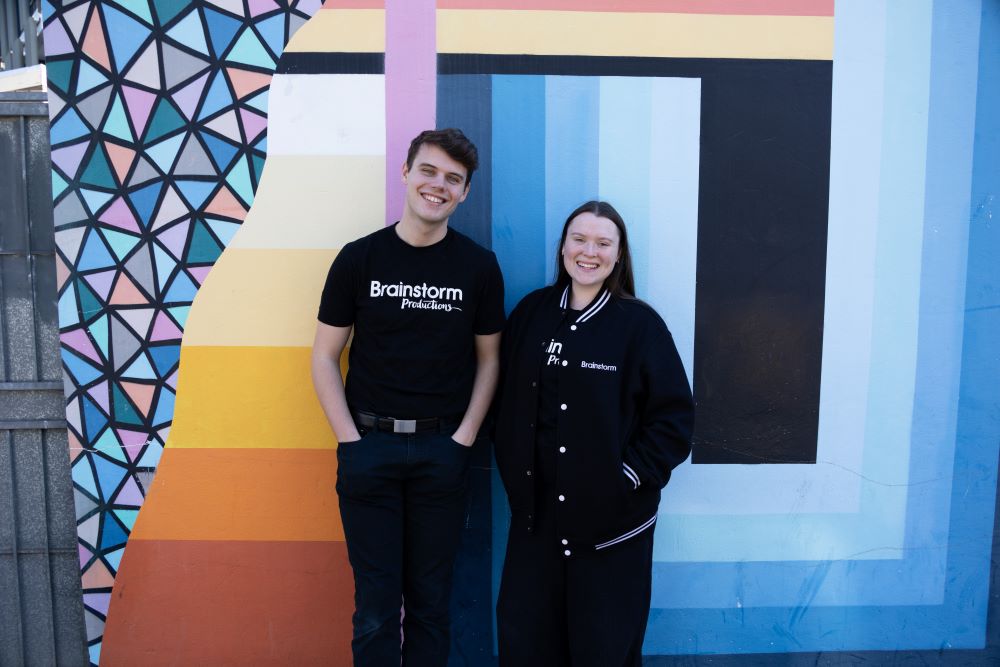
[385,0,436,226]
[437,0,834,16]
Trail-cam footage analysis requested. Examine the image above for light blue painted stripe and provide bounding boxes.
[544,75,599,281]
[810,0,886,509]
[492,75,547,312]
[598,77,652,294]
[646,77,700,382]
[860,0,933,507]
[901,0,983,606]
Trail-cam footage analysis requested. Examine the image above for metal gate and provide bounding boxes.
[0,91,87,666]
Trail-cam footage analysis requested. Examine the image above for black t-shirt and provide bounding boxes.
[318,223,505,418]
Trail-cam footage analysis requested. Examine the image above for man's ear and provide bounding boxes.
[458,183,470,203]
[401,162,409,183]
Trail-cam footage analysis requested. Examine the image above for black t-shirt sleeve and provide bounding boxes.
[474,254,506,335]
[317,244,359,327]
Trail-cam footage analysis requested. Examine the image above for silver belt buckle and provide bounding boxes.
[393,419,416,434]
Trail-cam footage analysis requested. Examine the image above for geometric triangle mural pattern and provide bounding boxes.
[43,0,320,661]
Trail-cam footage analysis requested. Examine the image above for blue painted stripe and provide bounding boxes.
[490,74,546,643]
[437,74,493,250]
[492,75,547,312]
[544,75,599,279]
[644,597,988,654]
[597,77,652,293]
[942,0,1000,632]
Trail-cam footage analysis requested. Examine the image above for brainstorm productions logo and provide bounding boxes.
[370,280,464,311]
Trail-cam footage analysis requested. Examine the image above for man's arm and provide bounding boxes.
[451,332,501,446]
[311,322,361,443]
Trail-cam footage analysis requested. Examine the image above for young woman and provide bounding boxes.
[494,201,695,666]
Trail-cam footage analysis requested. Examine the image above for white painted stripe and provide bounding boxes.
[598,76,652,293]
[646,76,700,383]
[267,74,385,156]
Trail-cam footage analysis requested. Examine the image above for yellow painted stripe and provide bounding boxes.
[169,346,344,450]
[283,8,385,53]
[183,249,336,347]
[230,155,385,250]
[129,448,344,541]
[437,10,833,60]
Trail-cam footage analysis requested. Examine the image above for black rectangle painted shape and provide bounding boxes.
[437,75,493,251]
[438,55,832,464]
[694,61,831,464]
[274,52,384,74]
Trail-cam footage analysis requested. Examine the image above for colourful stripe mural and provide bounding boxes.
[44,0,1000,663]
[97,5,385,663]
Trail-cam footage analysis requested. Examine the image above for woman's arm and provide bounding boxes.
[622,323,695,489]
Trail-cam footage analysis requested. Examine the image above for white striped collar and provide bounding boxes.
[559,286,611,324]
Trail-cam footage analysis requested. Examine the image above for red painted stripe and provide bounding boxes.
[436,0,834,16]
[102,540,354,665]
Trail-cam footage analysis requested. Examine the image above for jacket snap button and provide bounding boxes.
[559,446,566,453]
[560,404,567,410]
[564,549,571,556]
[526,470,532,476]
[531,381,537,387]
[570,325,577,331]
[561,360,567,366]
[561,539,568,545]
[558,494,565,502]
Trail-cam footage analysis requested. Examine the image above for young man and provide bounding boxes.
[311,128,504,666]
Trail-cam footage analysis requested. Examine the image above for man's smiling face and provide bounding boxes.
[401,143,470,227]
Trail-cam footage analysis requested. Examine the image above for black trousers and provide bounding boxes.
[497,438,654,666]
[336,427,471,667]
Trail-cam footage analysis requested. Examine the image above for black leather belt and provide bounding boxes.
[352,411,454,434]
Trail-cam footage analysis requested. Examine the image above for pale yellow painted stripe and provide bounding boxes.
[283,8,384,53]
[183,249,336,347]
[437,10,833,60]
[169,346,346,450]
[230,155,385,250]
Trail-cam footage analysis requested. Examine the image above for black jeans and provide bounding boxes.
[336,426,472,667]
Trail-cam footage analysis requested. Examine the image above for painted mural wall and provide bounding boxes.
[43,0,999,664]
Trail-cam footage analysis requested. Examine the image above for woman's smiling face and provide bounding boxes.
[561,211,621,295]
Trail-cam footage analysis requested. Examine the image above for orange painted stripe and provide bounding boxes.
[129,448,344,541]
[437,0,834,16]
[102,540,353,666]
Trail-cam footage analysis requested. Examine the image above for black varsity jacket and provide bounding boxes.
[494,285,694,555]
